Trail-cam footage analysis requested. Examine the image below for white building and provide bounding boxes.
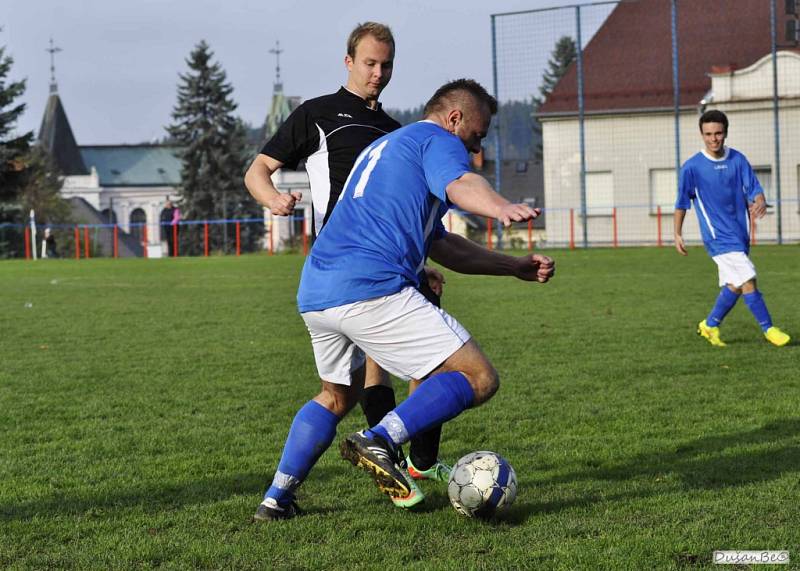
[39,81,185,257]
[537,0,800,247]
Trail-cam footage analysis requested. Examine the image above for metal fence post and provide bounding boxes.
[671,0,681,197]
[576,5,588,248]
[770,0,783,244]
[491,14,504,250]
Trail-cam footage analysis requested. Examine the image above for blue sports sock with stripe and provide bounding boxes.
[706,287,740,327]
[743,290,773,331]
[265,400,339,506]
[367,371,475,447]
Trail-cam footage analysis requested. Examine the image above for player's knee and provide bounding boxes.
[316,383,360,417]
[469,365,499,406]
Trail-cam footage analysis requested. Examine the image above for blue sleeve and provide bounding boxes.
[675,163,694,210]
[740,156,764,202]
[421,133,471,203]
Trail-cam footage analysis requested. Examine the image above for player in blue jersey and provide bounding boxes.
[254,79,555,519]
[247,23,454,512]
[674,110,790,348]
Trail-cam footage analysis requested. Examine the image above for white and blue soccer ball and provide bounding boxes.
[447,451,517,519]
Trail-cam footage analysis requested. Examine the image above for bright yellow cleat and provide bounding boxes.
[697,319,726,347]
[764,326,791,347]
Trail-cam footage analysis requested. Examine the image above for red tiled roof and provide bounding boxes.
[538,0,782,116]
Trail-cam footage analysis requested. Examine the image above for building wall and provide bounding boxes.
[709,52,800,243]
[268,168,311,252]
[542,112,699,246]
[541,51,800,247]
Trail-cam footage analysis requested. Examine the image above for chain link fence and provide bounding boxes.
[491,0,800,248]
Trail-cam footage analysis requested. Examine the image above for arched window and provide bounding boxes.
[130,208,147,242]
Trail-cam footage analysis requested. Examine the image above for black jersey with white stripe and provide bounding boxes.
[260,87,401,235]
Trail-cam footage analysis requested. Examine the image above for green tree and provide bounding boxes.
[17,147,71,223]
[535,35,577,106]
[0,45,31,192]
[530,35,577,161]
[167,40,262,255]
[384,104,424,126]
[0,44,35,257]
[3,147,73,259]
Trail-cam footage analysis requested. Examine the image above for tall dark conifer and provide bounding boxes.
[0,44,35,257]
[167,40,262,254]
[536,35,577,106]
[531,35,578,161]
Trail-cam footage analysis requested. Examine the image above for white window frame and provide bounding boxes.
[649,168,678,215]
[586,171,614,217]
[753,166,773,206]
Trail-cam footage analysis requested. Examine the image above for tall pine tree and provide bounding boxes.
[0,44,35,257]
[167,40,262,255]
[531,35,578,161]
[0,45,31,190]
[536,35,577,106]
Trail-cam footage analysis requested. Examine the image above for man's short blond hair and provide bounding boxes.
[347,22,395,58]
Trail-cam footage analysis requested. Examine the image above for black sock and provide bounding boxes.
[360,385,396,427]
[409,424,443,471]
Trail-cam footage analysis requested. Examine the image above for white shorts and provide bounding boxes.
[301,286,471,386]
[711,251,757,288]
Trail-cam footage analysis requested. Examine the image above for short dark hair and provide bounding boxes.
[699,110,728,133]
[347,22,395,59]
[423,79,498,118]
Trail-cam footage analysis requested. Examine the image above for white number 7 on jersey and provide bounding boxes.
[353,140,388,198]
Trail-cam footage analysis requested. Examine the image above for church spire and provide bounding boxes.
[39,38,87,175]
[46,37,62,94]
[269,40,283,93]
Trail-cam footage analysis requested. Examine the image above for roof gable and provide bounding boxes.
[711,51,800,102]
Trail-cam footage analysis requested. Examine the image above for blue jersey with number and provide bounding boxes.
[676,147,763,257]
[297,121,469,312]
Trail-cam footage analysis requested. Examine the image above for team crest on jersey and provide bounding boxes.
[337,113,353,119]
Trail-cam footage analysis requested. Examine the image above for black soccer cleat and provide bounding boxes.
[252,498,302,521]
[339,431,412,499]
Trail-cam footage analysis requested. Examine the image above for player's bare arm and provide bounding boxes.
[429,233,554,283]
[673,208,688,255]
[244,153,303,216]
[445,172,539,226]
[749,193,767,219]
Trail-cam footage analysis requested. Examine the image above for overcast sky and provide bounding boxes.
[4,0,608,145]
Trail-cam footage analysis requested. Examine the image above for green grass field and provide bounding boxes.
[1,246,798,570]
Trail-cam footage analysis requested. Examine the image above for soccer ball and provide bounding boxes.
[447,451,517,519]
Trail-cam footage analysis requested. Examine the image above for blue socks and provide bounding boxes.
[367,371,475,447]
[265,400,339,506]
[706,287,740,327]
[707,287,774,332]
[743,290,773,331]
